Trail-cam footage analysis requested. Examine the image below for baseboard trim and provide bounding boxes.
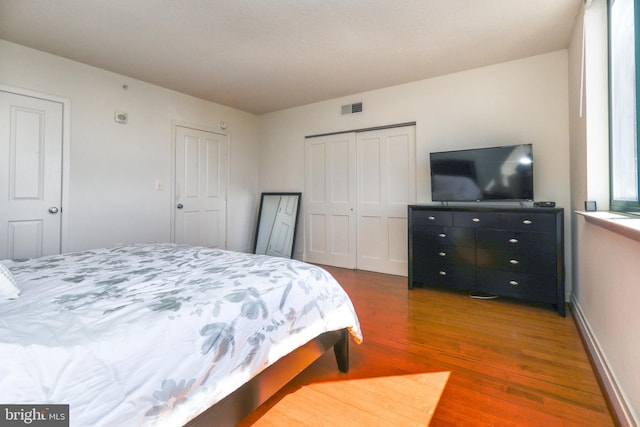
[570,295,637,427]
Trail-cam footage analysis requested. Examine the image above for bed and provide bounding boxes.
[0,244,362,426]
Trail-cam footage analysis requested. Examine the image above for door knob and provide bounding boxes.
[177,204,184,209]
[48,207,59,214]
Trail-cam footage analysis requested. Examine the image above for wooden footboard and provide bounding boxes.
[186,328,349,427]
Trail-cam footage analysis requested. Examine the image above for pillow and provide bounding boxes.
[0,263,20,299]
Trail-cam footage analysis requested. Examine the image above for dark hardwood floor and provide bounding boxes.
[239,267,615,426]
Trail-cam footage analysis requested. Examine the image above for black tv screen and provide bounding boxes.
[430,144,533,202]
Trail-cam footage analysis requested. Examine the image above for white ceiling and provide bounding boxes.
[0,0,582,115]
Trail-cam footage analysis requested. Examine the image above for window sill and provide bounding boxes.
[575,211,640,243]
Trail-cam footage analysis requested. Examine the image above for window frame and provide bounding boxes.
[609,0,640,213]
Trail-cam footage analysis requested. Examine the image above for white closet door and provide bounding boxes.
[356,126,416,275]
[304,125,415,276]
[0,90,63,260]
[304,133,357,268]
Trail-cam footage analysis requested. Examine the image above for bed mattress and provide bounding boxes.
[0,244,362,426]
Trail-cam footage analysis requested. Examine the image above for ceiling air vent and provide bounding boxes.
[341,102,363,115]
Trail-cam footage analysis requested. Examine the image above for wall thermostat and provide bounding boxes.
[114,111,128,124]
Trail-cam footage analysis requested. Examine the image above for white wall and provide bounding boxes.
[569,1,639,424]
[0,40,260,253]
[258,51,573,292]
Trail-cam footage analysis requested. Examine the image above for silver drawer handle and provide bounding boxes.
[439,271,447,276]
[509,238,518,244]
[438,233,446,238]
[438,252,446,257]
[522,219,532,225]
[509,280,519,286]
[509,259,519,265]
[428,216,436,220]
[472,217,480,223]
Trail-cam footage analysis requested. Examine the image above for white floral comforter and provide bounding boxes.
[0,244,362,426]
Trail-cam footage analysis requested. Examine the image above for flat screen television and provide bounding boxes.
[430,144,533,202]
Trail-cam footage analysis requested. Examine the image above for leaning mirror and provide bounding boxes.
[253,192,301,258]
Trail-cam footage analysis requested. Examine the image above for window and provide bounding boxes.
[609,0,640,212]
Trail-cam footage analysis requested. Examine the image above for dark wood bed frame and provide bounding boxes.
[185,328,350,427]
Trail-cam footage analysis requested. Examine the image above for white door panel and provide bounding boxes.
[360,136,382,205]
[329,141,351,206]
[388,134,412,204]
[308,213,327,254]
[174,126,228,248]
[304,133,356,268]
[307,143,326,204]
[356,127,415,275]
[0,91,63,260]
[388,216,408,263]
[358,216,381,259]
[329,214,352,257]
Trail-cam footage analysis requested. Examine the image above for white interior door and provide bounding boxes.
[174,126,228,248]
[0,90,63,260]
[304,133,357,268]
[356,126,416,275]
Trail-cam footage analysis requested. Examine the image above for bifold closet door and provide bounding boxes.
[304,125,415,276]
[356,127,416,276]
[304,133,357,268]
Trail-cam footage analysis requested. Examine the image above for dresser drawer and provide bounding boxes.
[413,226,476,247]
[412,210,453,227]
[453,211,502,228]
[476,248,556,273]
[414,245,475,266]
[476,269,556,303]
[503,212,557,231]
[413,264,476,290]
[475,229,556,253]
